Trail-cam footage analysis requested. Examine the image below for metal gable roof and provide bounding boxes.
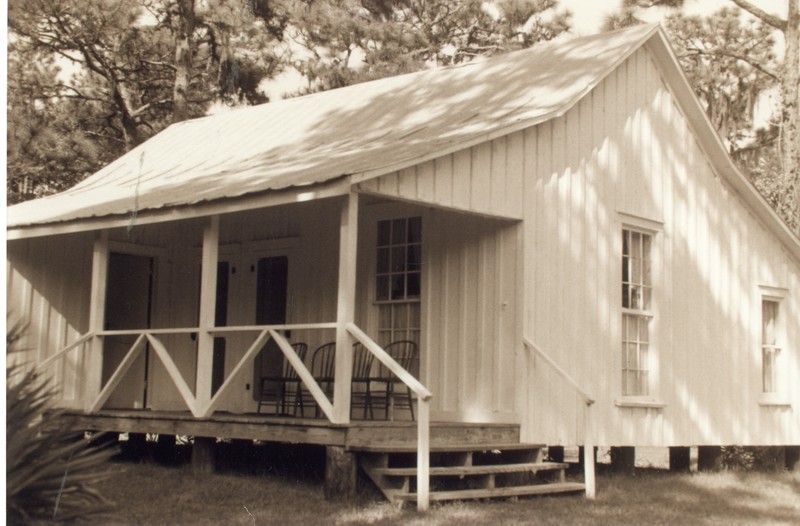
[7,23,660,231]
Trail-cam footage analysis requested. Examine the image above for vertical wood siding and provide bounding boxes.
[7,45,798,445]
[356,201,520,422]
[520,47,799,447]
[360,135,526,220]
[7,233,94,408]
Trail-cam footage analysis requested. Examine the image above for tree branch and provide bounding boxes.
[680,46,781,80]
[727,0,787,31]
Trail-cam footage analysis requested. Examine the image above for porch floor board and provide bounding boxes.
[59,410,520,448]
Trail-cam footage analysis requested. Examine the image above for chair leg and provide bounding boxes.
[275,384,283,416]
[365,384,373,420]
[407,387,415,422]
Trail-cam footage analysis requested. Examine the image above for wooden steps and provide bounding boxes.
[367,461,569,477]
[396,482,587,502]
[358,441,585,506]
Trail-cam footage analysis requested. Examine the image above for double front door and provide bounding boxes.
[210,248,291,412]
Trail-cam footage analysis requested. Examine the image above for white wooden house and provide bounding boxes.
[7,24,799,505]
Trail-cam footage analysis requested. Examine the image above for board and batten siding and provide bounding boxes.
[355,200,521,423]
[358,133,525,220]
[521,47,799,447]
[7,232,95,408]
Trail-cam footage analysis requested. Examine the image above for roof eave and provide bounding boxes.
[644,30,800,264]
[7,177,352,240]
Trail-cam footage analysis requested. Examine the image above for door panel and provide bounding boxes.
[102,252,153,409]
[252,255,289,401]
[212,261,230,396]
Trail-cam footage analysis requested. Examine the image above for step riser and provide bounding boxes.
[346,425,519,448]
[358,443,584,505]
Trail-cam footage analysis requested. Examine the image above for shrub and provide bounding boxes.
[6,322,116,523]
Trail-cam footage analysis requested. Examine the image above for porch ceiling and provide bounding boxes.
[8,25,659,236]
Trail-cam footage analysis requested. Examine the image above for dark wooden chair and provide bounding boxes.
[367,340,418,421]
[257,342,308,416]
[350,343,375,420]
[301,342,337,418]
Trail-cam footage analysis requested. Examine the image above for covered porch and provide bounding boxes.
[15,187,525,508]
[29,189,522,425]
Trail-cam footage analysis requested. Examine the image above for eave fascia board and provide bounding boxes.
[7,177,352,240]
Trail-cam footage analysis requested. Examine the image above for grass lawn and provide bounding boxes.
[96,459,800,525]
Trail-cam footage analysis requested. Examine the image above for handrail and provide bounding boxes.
[269,330,335,421]
[523,337,594,405]
[39,331,95,369]
[35,322,433,510]
[523,336,596,499]
[346,322,432,511]
[346,323,432,400]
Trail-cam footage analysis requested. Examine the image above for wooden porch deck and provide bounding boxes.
[60,410,521,449]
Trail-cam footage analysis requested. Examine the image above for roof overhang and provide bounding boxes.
[7,177,352,240]
[644,31,800,264]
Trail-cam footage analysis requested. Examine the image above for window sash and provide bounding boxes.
[375,217,422,347]
[622,313,650,396]
[761,299,781,394]
[622,229,652,311]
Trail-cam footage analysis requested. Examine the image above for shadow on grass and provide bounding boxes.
[97,440,799,526]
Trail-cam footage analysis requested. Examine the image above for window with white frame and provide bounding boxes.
[375,217,421,346]
[621,228,653,397]
[761,298,781,394]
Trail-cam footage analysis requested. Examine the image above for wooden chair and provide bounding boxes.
[350,343,375,420]
[367,340,418,421]
[257,342,308,416]
[301,342,337,418]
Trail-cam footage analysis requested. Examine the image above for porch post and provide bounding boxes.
[333,192,358,424]
[196,215,220,413]
[84,230,109,411]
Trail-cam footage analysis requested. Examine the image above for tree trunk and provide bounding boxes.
[173,0,196,124]
[780,0,799,225]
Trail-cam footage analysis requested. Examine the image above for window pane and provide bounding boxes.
[409,303,421,328]
[377,248,390,273]
[392,218,406,245]
[407,272,421,298]
[627,343,638,368]
[407,244,421,271]
[762,300,778,345]
[378,304,392,330]
[622,283,630,309]
[632,256,642,285]
[622,254,630,284]
[639,371,649,396]
[391,274,405,300]
[391,246,406,272]
[378,220,391,246]
[763,348,776,392]
[393,304,408,329]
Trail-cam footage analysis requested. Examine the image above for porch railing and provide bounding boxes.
[347,323,433,511]
[40,322,433,510]
[523,337,596,499]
